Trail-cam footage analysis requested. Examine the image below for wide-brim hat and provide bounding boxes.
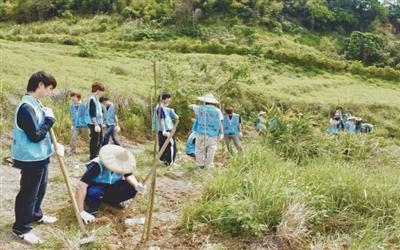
[99,145,136,174]
[258,111,266,115]
[197,93,219,104]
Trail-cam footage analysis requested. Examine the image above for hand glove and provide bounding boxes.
[94,125,101,133]
[43,107,55,120]
[55,143,65,157]
[218,134,224,141]
[80,211,95,224]
[114,125,121,133]
[162,131,170,137]
[134,182,147,193]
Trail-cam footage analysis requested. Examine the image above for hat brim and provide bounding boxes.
[99,145,136,174]
[197,96,219,104]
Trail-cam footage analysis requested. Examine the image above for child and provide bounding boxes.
[69,90,89,154]
[11,71,61,244]
[99,96,120,146]
[86,82,105,160]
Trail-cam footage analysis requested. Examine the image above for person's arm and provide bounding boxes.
[76,162,101,212]
[238,116,243,136]
[17,104,55,142]
[126,175,146,192]
[89,99,98,125]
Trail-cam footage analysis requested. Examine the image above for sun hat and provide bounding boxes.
[258,111,266,116]
[99,145,136,174]
[197,93,219,104]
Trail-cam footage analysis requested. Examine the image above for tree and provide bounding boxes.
[344,31,386,64]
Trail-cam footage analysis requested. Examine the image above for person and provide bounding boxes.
[256,111,267,134]
[190,93,224,169]
[99,96,120,146]
[344,116,356,133]
[185,132,196,158]
[151,92,179,166]
[11,71,63,244]
[327,112,342,134]
[223,106,243,155]
[76,145,145,223]
[69,90,89,154]
[86,82,105,160]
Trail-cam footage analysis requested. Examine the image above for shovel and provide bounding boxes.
[49,128,96,244]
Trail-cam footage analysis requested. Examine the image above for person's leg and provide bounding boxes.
[69,127,79,154]
[158,131,170,165]
[13,166,47,234]
[103,180,137,205]
[224,136,234,155]
[85,184,106,213]
[205,136,218,167]
[110,127,120,145]
[88,124,98,160]
[195,135,206,168]
[171,136,177,164]
[32,166,48,222]
[102,125,113,146]
[232,134,243,153]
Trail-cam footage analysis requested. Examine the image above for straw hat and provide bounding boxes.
[197,93,219,104]
[258,111,266,116]
[99,145,136,174]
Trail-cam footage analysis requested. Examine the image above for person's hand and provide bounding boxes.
[218,134,224,141]
[80,211,95,224]
[175,115,180,120]
[134,183,147,193]
[162,131,170,137]
[94,125,101,133]
[115,125,121,133]
[43,107,55,120]
[239,132,243,137]
[55,143,65,157]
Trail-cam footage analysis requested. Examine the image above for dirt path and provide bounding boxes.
[0,136,219,250]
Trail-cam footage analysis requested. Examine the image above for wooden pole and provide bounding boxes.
[49,129,87,235]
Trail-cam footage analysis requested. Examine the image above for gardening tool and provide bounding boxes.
[49,128,96,244]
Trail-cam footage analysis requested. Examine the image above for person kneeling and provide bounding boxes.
[76,145,145,224]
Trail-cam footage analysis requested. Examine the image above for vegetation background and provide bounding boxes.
[1,0,400,249]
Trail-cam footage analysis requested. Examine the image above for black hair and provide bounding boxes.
[158,92,171,101]
[92,82,105,93]
[99,96,109,103]
[27,71,57,92]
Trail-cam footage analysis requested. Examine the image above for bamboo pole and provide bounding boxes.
[49,129,87,235]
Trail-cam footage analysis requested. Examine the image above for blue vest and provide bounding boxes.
[103,103,116,125]
[344,121,356,133]
[193,105,222,137]
[327,123,339,134]
[87,158,123,185]
[86,95,103,126]
[223,114,240,135]
[11,95,53,161]
[185,132,196,155]
[70,102,88,128]
[152,105,175,132]
[256,116,266,131]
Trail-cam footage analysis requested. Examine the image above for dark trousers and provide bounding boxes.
[13,165,48,234]
[158,131,176,165]
[102,125,120,146]
[85,180,137,211]
[88,124,103,160]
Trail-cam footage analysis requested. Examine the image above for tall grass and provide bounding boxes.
[182,143,400,247]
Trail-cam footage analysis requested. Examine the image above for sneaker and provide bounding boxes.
[13,231,43,244]
[37,215,57,224]
[197,165,205,169]
[169,163,180,168]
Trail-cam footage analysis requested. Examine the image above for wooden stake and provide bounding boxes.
[49,129,87,235]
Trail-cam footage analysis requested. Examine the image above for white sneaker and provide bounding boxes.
[13,231,43,244]
[38,215,57,224]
